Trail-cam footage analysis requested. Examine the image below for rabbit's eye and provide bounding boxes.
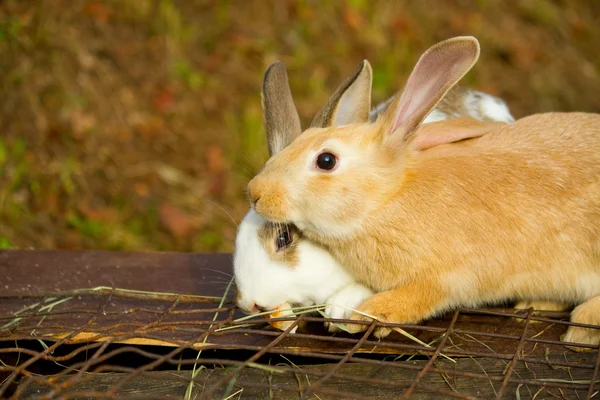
[276,228,293,251]
[316,152,337,171]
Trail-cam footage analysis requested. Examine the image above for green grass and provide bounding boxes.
[0,237,13,249]
[173,59,205,92]
[0,15,22,42]
[1,0,599,252]
[224,102,268,180]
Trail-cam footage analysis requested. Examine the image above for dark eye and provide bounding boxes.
[316,152,337,171]
[276,228,293,251]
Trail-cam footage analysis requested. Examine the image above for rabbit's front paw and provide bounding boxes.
[346,290,431,339]
[561,296,600,352]
[345,282,443,338]
[346,292,400,338]
[323,284,373,333]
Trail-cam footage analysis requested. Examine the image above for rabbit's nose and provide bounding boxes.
[248,302,266,314]
[247,179,262,206]
[249,192,260,207]
[239,299,266,314]
[251,304,263,313]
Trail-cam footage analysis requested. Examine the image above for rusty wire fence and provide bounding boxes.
[1,286,600,399]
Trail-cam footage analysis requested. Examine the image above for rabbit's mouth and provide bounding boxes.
[251,198,298,228]
[252,202,289,224]
[237,299,269,315]
[263,303,298,333]
[247,175,294,223]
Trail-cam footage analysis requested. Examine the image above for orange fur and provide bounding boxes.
[249,37,600,345]
[252,112,600,342]
[412,117,506,151]
[562,296,600,350]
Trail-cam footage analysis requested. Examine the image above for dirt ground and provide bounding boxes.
[1,0,599,252]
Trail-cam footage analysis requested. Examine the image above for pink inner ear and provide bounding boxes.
[390,62,452,134]
[388,36,481,138]
[391,79,436,134]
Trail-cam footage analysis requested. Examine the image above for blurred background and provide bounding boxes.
[1,0,599,253]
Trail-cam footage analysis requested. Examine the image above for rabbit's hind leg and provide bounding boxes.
[514,300,570,312]
[512,301,570,325]
[561,295,600,352]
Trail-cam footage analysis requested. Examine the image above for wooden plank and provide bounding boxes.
[19,354,597,399]
[1,285,581,357]
[0,250,589,357]
[1,250,234,297]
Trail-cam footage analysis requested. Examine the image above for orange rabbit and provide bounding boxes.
[248,36,600,347]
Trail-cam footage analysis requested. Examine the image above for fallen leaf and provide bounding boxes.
[159,202,202,238]
[208,171,227,198]
[201,52,225,72]
[134,183,149,197]
[343,6,364,31]
[136,115,164,140]
[78,202,116,222]
[511,41,540,70]
[390,15,415,37]
[85,1,112,23]
[61,231,84,249]
[153,88,175,113]
[207,144,225,173]
[41,192,59,215]
[69,110,96,139]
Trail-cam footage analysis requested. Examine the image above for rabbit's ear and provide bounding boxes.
[310,60,372,128]
[262,62,302,157]
[381,37,481,149]
[412,117,505,151]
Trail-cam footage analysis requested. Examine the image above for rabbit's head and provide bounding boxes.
[248,37,499,239]
[234,62,364,315]
[234,209,359,313]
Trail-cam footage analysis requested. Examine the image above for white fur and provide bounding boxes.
[371,90,515,125]
[465,90,515,123]
[325,283,374,320]
[234,209,374,329]
[424,109,450,123]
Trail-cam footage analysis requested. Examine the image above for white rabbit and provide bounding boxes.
[370,86,515,124]
[234,58,516,332]
[234,209,373,332]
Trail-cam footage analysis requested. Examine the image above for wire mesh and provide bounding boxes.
[1,285,600,399]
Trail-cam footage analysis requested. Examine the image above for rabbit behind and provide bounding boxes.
[370,86,515,124]
[248,36,600,347]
